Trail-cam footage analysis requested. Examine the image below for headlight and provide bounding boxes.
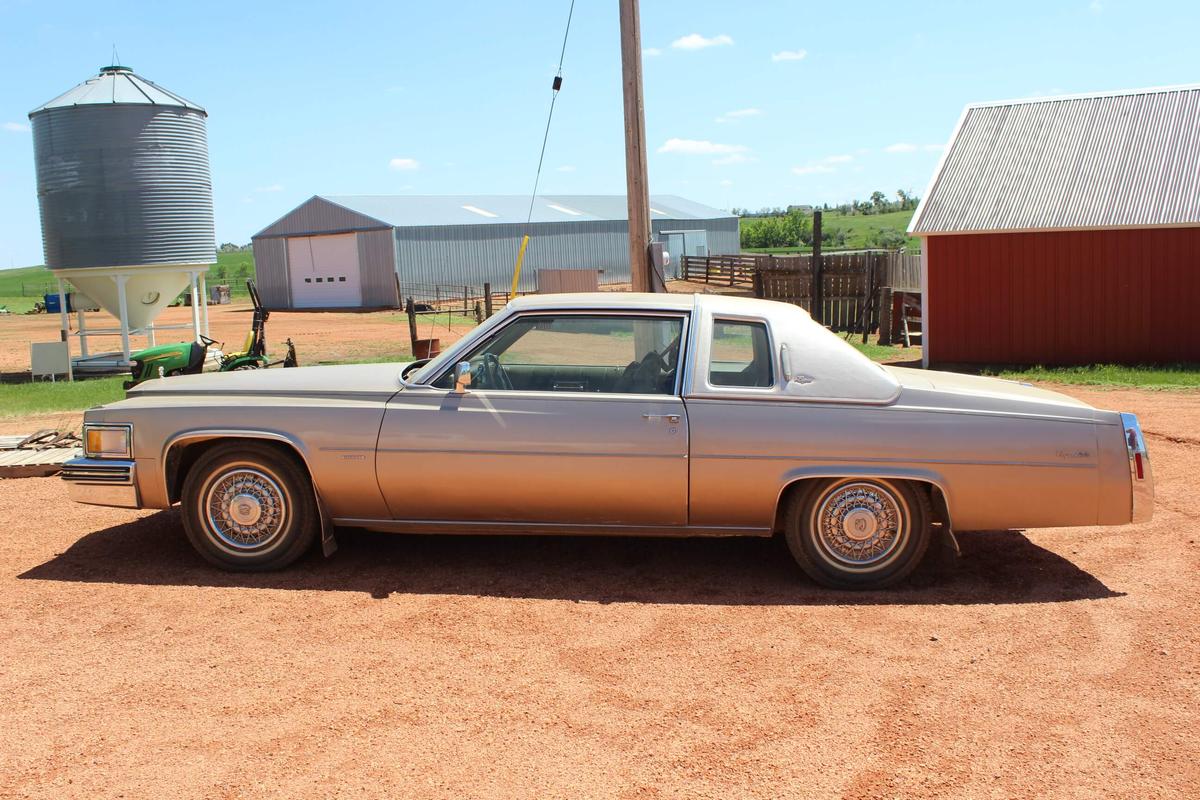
[83,424,133,459]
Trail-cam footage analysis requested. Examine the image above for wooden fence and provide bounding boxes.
[680,250,919,336]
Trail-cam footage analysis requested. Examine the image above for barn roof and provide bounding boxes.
[909,85,1200,235]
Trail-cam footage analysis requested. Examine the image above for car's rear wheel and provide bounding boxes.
[180,442,318,571]
[784,477,931,589]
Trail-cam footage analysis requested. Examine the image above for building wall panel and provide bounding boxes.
[927,227,1200,364]
[251,237,290,308]
[357,228,400,307]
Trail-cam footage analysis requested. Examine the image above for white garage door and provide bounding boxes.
[288,233,363,308]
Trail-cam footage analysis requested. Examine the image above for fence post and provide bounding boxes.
[406,296,418,354]
[463,285,468,315]
[474,301,483,325]
[704,258,711,284]
[483,282,493,318]
[752,271,764,299]
[811,210,824,325]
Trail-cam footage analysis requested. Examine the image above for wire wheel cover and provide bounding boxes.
[812,482,907,568]
[204,467,288,551]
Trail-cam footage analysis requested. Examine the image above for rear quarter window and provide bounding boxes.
[709,320,773,388]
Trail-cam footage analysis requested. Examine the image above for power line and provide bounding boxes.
[525,0,577,225]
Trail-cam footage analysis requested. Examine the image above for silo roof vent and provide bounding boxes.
[29,65,206,115]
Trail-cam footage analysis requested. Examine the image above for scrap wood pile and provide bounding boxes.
[0,430,81,479]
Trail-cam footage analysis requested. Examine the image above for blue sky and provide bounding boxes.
[0,0,1196,267]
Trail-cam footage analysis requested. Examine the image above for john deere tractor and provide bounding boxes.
[124,280,297,389]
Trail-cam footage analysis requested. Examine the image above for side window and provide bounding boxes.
[432,314,685,395]
[709,320,773,388]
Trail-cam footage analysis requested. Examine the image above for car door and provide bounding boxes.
[376,311,690,528]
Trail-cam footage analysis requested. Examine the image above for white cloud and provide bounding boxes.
[884,142,918,154]
[719,179,734,187]
[771,49,808,62]
[671,33,733,50]
[657,138,748,156]
[3,121,30,133]
[713,153,754,166]
[388,157,420,170]
[716,107,762,123]
[790,153,851,175]
[643,47,662,57]
[556,165,576,172]
[255,183,283,193]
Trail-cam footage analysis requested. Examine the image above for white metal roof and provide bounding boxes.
[30,66,205,114]
[909,84,1200,235]
[320,194,734,227]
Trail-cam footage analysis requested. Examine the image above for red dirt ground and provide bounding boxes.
[0,384,1197,798]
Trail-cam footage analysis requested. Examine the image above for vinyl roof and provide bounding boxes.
[30,66,205,115]
[909,85,1200,235]
[320,194,734,227]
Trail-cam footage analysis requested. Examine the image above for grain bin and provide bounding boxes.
[29,65,215,365]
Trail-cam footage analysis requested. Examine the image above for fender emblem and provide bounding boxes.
[1056,450,1091,459]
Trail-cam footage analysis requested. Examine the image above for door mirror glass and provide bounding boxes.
[453,361,472,393]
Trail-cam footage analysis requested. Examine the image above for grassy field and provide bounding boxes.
[0,376,126,418]
[988,363,1200,390]
[742,209,921,253]
[0,252,257,314]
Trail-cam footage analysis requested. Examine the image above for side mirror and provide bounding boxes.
[453,361,472,393]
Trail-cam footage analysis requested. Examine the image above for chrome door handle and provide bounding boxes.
[642,413,681,423]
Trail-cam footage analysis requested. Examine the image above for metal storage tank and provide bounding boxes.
[29,65,215,364]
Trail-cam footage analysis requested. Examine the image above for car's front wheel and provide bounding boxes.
[784,477,932,589]
[180,442,318,571]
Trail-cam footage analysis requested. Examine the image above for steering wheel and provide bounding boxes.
[480,353,513,390]
[198,334,218,347]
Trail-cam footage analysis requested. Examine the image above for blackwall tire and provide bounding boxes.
[784,478,932,589]
[180,441,318,571]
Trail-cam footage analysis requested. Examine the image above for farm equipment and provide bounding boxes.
[124,280,297,389]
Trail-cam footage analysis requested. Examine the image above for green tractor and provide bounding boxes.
[124,280,297,389]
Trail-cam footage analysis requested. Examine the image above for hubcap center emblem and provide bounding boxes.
[842,508,878,541]
[229,493,262,527]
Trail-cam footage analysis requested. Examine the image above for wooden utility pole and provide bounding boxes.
[619,0,653,292]
[811,210,824,325]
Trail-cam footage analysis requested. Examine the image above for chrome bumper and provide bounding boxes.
[1119,412,1154,523]
[61,458,140,509]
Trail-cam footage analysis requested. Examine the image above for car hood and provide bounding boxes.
[126,363,408,398]
[884,366,1098,418]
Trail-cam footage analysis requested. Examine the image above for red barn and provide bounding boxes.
[908,85,1200,366]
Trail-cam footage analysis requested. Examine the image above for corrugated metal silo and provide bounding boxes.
[29,65,215,335]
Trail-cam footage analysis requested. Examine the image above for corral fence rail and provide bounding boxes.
[681,250,921,340]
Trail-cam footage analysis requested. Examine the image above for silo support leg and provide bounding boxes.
[77,306,90,358]
[189,272,201,343]
[116,274,131,365]
[57,278,73,382]
[199,273,209,336]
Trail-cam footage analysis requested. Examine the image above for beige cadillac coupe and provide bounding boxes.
[63,293,1153,588]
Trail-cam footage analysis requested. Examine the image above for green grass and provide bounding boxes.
[742,209,921,253]
[0,252,257,314]
[987,363,1200,390]
[0,376,127,418]
[845,335,922,364]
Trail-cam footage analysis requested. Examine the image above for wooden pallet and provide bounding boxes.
[0,430,82,478]
[0,446,80,478]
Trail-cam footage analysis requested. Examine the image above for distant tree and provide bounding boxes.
[870,191,888,213]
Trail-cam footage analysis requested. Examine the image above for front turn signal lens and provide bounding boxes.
[84,424,132,459]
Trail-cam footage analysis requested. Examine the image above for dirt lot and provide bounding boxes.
[0,384,1196,798]
[0,301,481,375]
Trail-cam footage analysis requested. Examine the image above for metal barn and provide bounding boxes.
[909,85,1200,366]
[251,194,738,309]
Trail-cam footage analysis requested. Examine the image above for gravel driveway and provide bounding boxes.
[1,385,1196,799]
